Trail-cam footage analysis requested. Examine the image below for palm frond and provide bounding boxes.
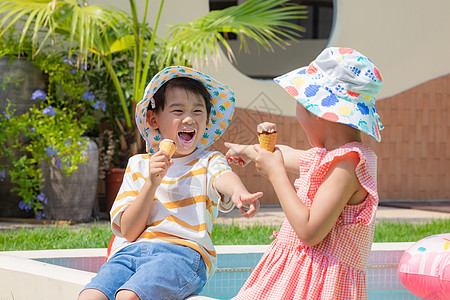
[0,1,56,54]
[0,0,130,61]
[163,0,307,66]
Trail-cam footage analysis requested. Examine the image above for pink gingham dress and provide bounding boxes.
[234,142,378,300]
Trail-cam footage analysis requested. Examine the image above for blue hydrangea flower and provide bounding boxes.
[18,201,26,210]
[304,85,320,97]
[31,89,47,101]
[46,146,58,157]
[81,63,91,71]
[37,192,47,204]
[0,170,5,181]
[82,91,95,102]
[19,201,32,212]
[94,100,106,112]
[321,94,339,107]
[42,106,56,116]
[56,158,63,168]
[63,57,76,65]
[64,158,71,168]
[357,102,370,115]
[3,111,10,119]
[35,211,44,220]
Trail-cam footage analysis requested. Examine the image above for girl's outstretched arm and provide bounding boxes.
[275,145,304,174]
[225,142,303,174]
[225,122,303,172]
[254,146,364,247]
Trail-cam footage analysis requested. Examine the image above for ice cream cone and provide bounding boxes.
[159,139,176,157]
[258,132,277,152]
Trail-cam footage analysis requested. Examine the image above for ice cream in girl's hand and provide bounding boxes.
[159,139,176,157]
[257,122,277,152]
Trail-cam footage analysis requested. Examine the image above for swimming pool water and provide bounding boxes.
[32,244,420,299]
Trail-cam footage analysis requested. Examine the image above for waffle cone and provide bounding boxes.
[159,139,176,157]
[258,132,277,152]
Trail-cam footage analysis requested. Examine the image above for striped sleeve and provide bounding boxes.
[110,155,144,237]
[207,152,234,213]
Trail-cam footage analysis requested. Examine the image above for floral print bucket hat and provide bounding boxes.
[136,66,236,153]
[274,47,384,142]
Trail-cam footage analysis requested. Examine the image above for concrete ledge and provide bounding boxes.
[0,254,95,300]
[0,253,216,299]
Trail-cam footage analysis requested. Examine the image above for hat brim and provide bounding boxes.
[274,66,381,142]
[136,66,236,153]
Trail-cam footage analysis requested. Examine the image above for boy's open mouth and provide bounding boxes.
[178,129,196,144]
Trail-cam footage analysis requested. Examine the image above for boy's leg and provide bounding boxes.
[78,288,109,300]
[120,242,207,300]
[115,289,140,300]
[79,243,142,300]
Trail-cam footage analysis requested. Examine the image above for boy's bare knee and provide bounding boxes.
[115,289,140,300]
[78,288,109,300]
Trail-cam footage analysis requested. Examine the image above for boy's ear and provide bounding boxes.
[147,110,159,130]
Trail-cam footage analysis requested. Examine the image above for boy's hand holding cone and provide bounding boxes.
[257,122,277,152]
[159,139,176,157]
[156,139,176,177]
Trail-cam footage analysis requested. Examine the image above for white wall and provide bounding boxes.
[327,0,450,101]
[90,0,208,36]
[90,0,450,116]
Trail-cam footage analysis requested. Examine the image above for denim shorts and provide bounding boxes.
[82,241,207,300]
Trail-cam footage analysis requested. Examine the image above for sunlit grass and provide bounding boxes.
[373,219,450,243]
[1,219,449,251]
[0,222,111,251]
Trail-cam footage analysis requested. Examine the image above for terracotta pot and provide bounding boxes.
[105,168,125,214]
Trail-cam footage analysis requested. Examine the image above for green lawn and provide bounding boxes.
[1,219,449,251]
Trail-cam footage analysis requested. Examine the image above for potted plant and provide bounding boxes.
[0,41,109,221]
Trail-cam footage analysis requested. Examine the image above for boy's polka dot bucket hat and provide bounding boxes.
[136,66,236,153]
[274,47,384,142]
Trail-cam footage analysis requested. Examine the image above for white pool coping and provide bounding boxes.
[2,242,414,259]
[0,243,414,300]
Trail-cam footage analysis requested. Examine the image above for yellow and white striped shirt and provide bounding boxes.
[109,149,233,279]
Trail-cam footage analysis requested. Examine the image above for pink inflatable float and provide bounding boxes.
[398,233,450,300]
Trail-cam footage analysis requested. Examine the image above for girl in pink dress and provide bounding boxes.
[225,47,384,299]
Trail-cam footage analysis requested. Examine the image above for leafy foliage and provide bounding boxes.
[0,36,104,218]
[0,99,88,218]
